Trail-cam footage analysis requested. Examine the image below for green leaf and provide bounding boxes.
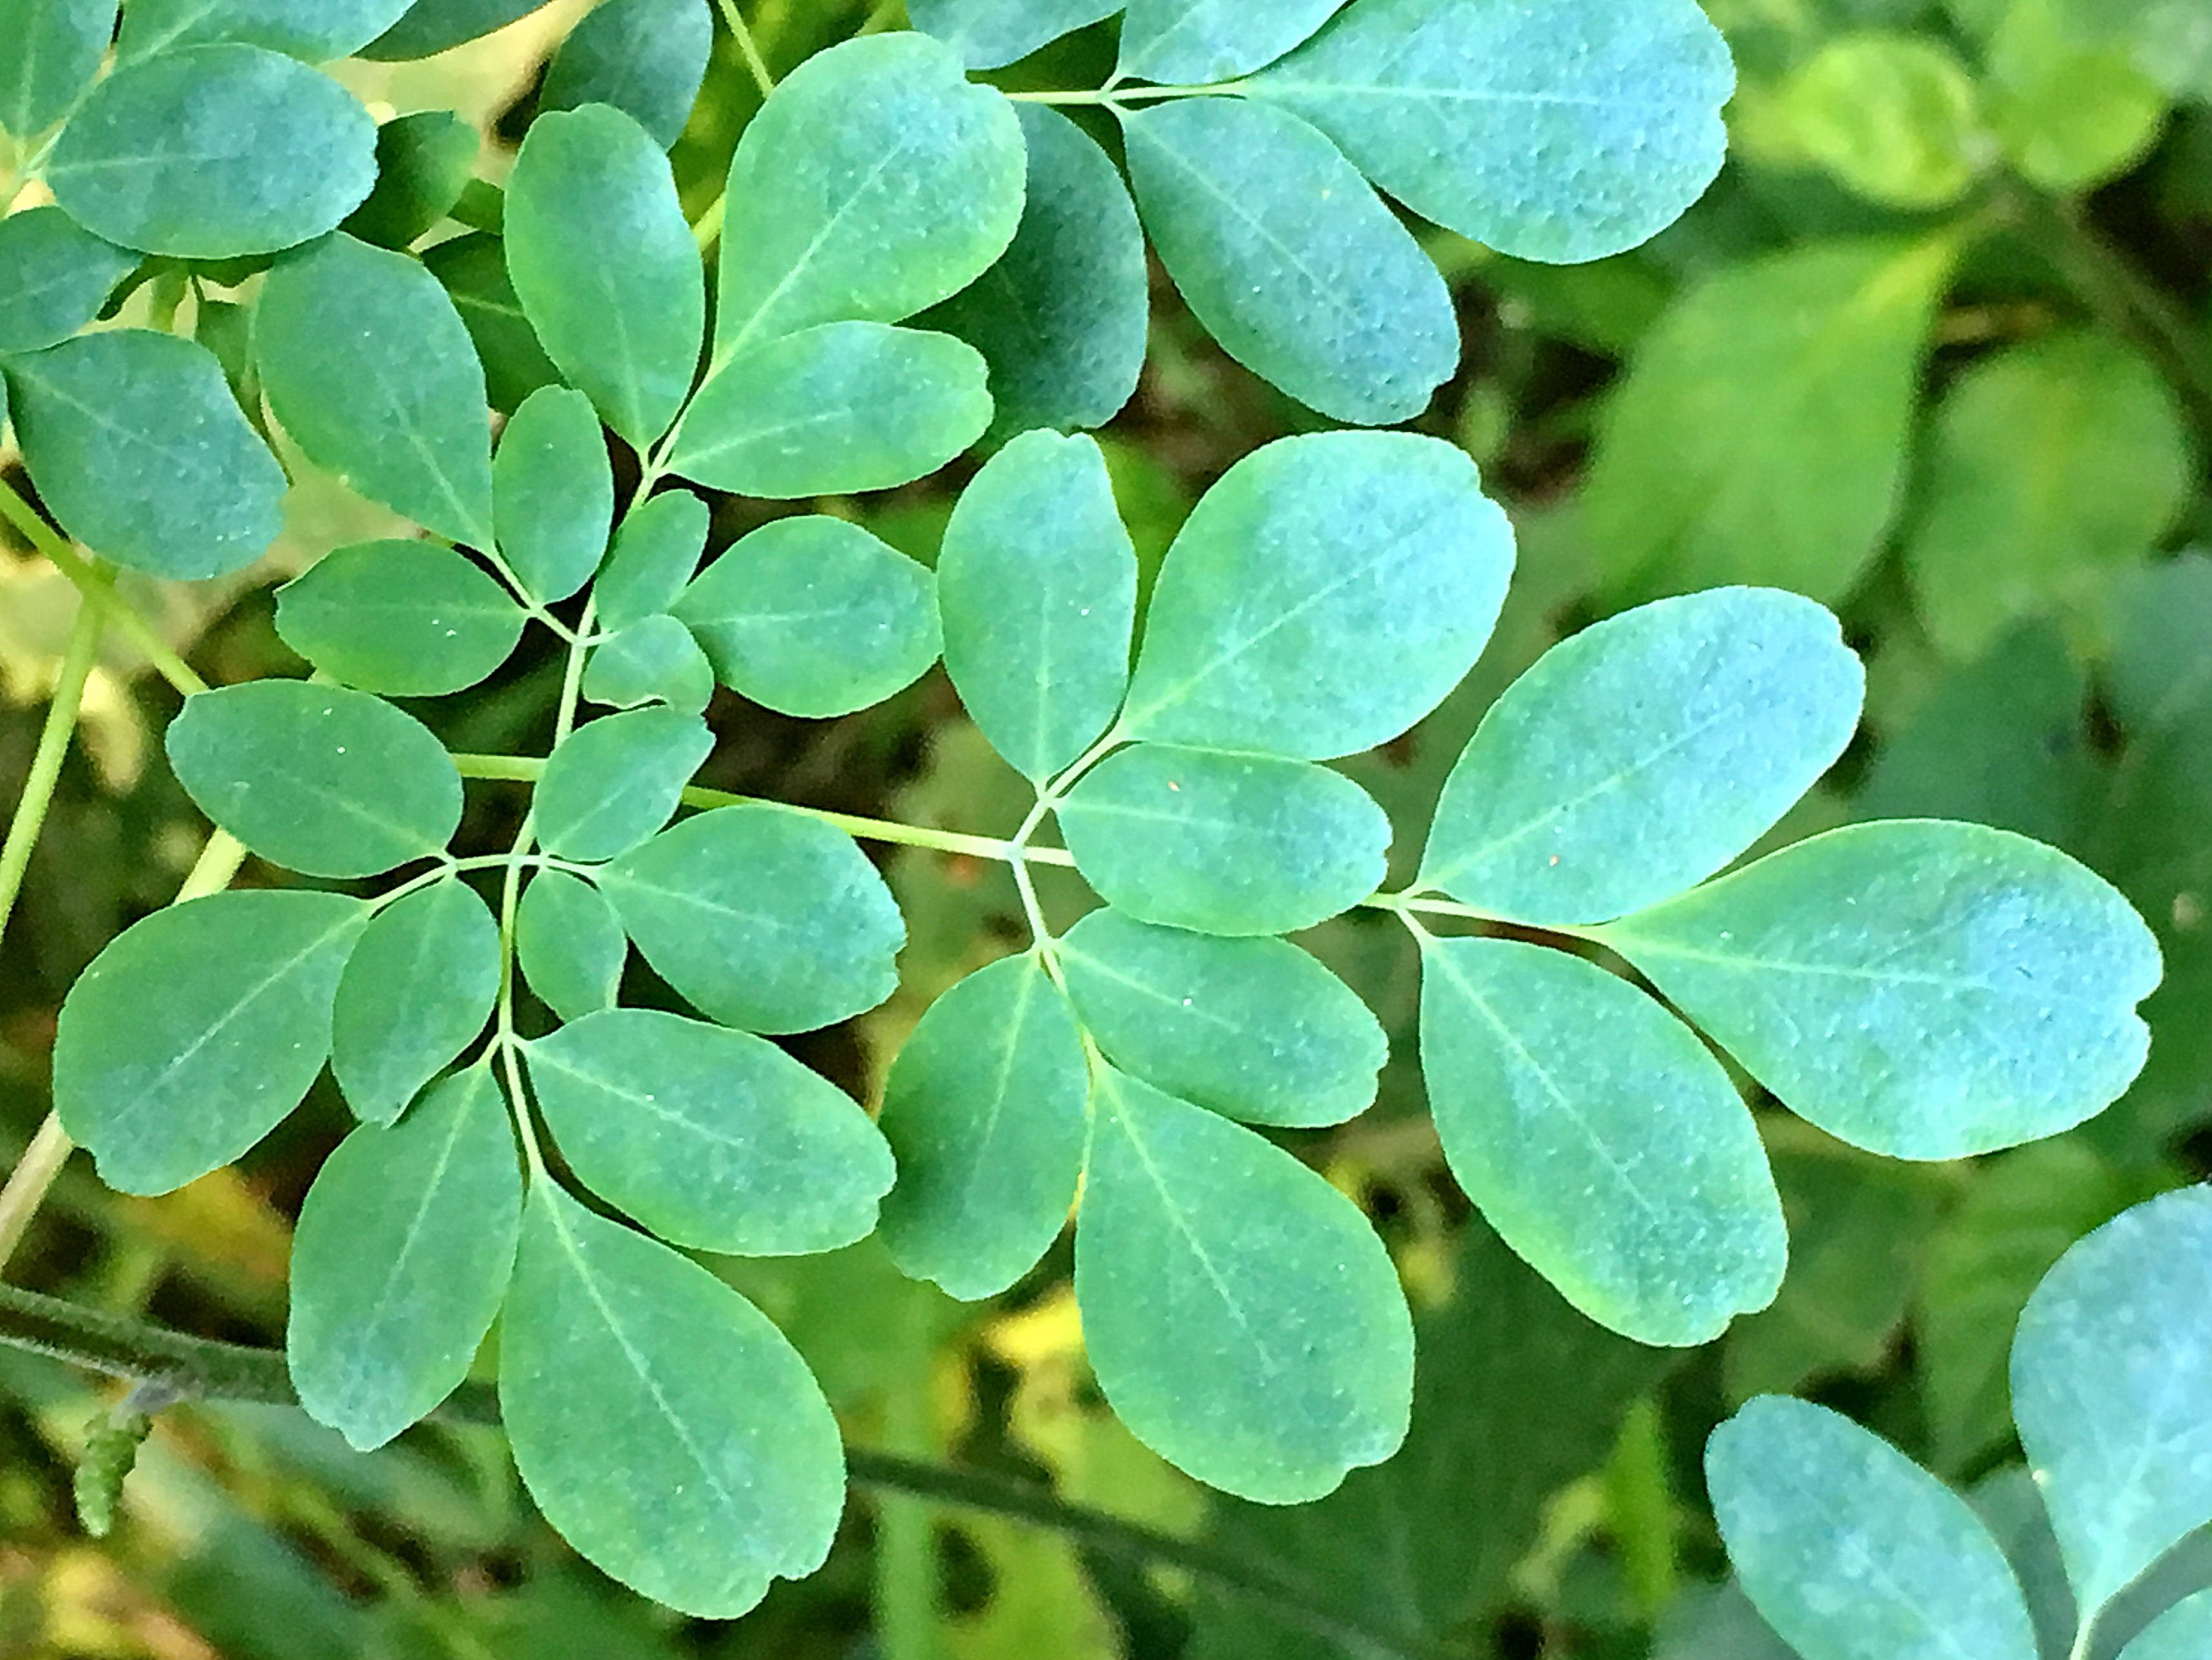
[330,878,500,1126]
[1985,0,2166,191]
[500,1182,844,1617]
[1770,33,1989,209]
[673,514,940,718]
[1418,935,1785,1345]
[2121,1591,2212,1660]
[0,0,116,139]
[117,0,412,62]
[1597,821,2162,1159]
[275,540,525,697]
[581,615,715,714]
[668,322,991,498]
[1122,432,1512,758]
[877,953,1090,1299]
[2011,1187,2212,1619]
[937,431,1136,782]
[1075,1066,1413,1502]
[492,385,614,604]
[1060,908,1383,1128]
[1582,237,1954,603]
[527,1008,895,1256]
[1060,744,1391,936]
[505,103,702,446]
[597,806,904,1033]
[258,232,496,549]
[342,110,478,249]
[905,0,1118,69]
[1120,97,1456,426]
[1421,589,1865,926]
[361,0,548,59]
[287,1064,520,1451]
[539,0,711,148]
[165,681,464,879]
[533,708,711,864]
[1247,0,1734,263]
[919,104,1147,435]
[1708,1397,2038,1660]
[712,32,1024,357]
[1119,0,1349,84]
[52,890,368,1195]
[0,205,137,354]
[1904,332,2192,660]
[45,44,375,257]
[3,330,286,580]
[595,490,708,632]
[422,229,561,414]
[516,869,627,1021]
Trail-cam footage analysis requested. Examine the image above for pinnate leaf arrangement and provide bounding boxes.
[0,0,2168,1624]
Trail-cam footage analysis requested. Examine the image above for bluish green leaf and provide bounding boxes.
[1708,1397,2038,1660]
[0,0,116,138]
[1060,907,1383,1127]
[275,540,525,697]
[330,878,500,1125]
[117,0,413,62]
[1418,935,1784,1345]
[516,869,627,1021]
[1076,1066,1413,1502]
[361,0,549,59]
[540,0,711,148]
[1421,589,1865,926]
[4,330,286,580]
[877,953,1089,1299]
[1121,433,1514,759]
[668,322,991,498]
[0,205,136,354]
[594,489,707,632]
[342,110,478,249]
[534,708,712,863]
[2121,1590,2212,1660]
[581,615,715,713]
[505,103,702,446]
[597,806,904,1033]
[921,104,1147,435]
[52,891,369,1195]
[1060,744,1390,936]
[712,32,1024,357]
[1120,97,1455,426]
[258,232,496,549]
[1598,822,2162,1158]
[500,1182,844,1617]
[1118,0,1349,84]
[46,44,376,257]
[165,682,464,879]
[937,431,1136,782]
[423,229,560,414]
[2012,1187,2212,1619]
[287,1064,520,1451]
[492,386,613,604]
[674,515,940,718]
[1248,0,1734,263]
[527,1008,894,1256]
[905,0,1118,69]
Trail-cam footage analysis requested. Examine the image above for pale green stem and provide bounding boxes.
[691,191,726,252]
[715,0,778,99]
[0,589,102,947]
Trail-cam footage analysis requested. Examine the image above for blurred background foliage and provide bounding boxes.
[3,0,2211,1655]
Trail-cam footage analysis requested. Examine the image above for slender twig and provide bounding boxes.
[0,1117,74,1274]
[0,589,101,945]
[713,0,777,99]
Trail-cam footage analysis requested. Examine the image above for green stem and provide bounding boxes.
[0,585,101,948]
[714,0,778,99]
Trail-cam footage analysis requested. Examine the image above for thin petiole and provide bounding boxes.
[0,483,208,699]
[715,0,778,99]
[0,592,102,950]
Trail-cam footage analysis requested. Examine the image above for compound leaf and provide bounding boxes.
[0,205,137,354]
[287,1064,520,1451]
[539,0,711,149]
[595,489,708,633]
[1119,0,1350,82]
[342,109,477,249]
[674,516,940,719]
[424,230,561,413]
[275,540,525,697]
[166,681,464,879]
[1060,907,1384,1127]
[505,102,703,446]
[0,0,116,138]
[330,878,500,1126]
[598,806,904,1034]
[46,44,375,256]
[1708,1396,2038,1660]
[527,1008,894,1256]
[516,869,627,1021]
[1421,589,1865,926]
[1418,935,1785,1346]
[937,430,1137,780]
[500,1181,844,1617]
[1121,432,1513,759]
[1120,97,1456,427]
[258,232,496,549]
[3,330,286,580]
[905,0,1118,69]
[534,707,713,865]
[581,615,715,713]
[492,385,614,604]
[1076,1067,1413,1503]
[52,890,368,1195]
[117,0,413,62]
[877,953,1090,1299]
[1598,822,2162,1159]
[2121,1592,2212,1660]
[2010,1186,2212,1620]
